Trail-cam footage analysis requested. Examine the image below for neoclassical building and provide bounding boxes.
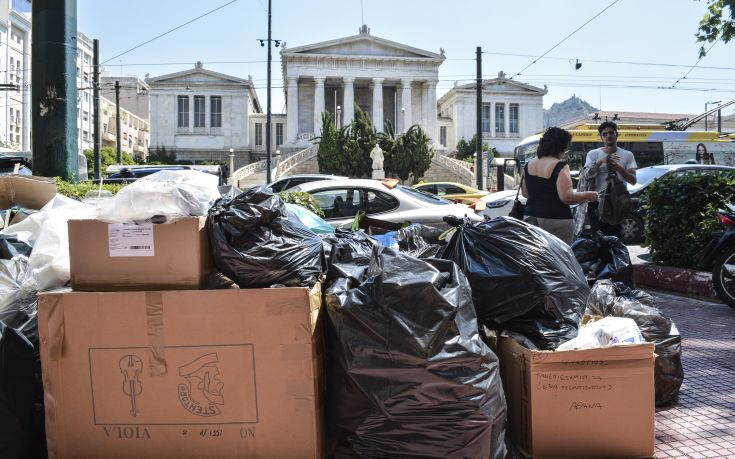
[280,25,445,148]
[437,72,547,154]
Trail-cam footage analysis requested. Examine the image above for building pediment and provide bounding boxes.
[147,63,249,86]
[282,25,444,61]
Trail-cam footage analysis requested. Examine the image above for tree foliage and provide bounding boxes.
[382,124,434,183]
[455,134,488,161]
[83,147,135,176]
[696,0,735,57]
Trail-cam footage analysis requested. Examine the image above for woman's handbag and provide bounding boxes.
[508,168,525,219]
[599,168,632,225]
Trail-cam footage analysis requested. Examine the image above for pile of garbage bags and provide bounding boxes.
[438,216,590,350]
[322,230,507,458]
[586,280,684,405]
[572,234,634,288]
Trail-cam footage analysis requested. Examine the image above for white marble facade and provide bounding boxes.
[437,72,547,154]
[280,25,445,147]
[147,62,261,166]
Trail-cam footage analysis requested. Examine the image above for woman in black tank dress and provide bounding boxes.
[521,127,598,244]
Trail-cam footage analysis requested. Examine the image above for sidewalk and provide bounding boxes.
[628,245,719,300]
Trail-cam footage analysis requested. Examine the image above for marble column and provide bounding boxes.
[400,78,412,132]
[426,80,437,142]
[343,77,355,126]
[313,77,325,136]
[286,76,299,143]
[372,77,384,132]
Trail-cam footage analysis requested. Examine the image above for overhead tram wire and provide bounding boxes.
[102,0,239,64]
[508,0,622,79]
[669,37,722,89]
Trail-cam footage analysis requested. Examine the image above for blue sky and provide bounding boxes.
[77,0,735,117]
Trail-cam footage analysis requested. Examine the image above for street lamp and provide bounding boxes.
[705,100,722,131]
[336,105,341,129]
[228,148,235,180]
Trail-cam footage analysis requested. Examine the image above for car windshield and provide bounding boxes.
[396,185,452,205]
[628,167,669,193]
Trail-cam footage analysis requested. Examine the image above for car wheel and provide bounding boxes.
[712,245,735,309]
[620,214,643,244]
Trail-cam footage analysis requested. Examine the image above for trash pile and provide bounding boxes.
[0,171,673,458]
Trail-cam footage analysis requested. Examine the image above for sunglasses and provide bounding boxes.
[601,131,617,137]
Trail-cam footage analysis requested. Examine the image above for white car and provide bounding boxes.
[291,179,483,229]
[481,189,524,219]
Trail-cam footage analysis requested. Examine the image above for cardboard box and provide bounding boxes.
[38,286,324,459]
[498,336,655,459]
[68,217,213,291]
[0,174,57,227]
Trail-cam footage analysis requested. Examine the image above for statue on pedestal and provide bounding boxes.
[370,143,385,179]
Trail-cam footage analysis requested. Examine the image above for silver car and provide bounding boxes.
[291,179,482,229]
[481,189,523,220]
[267,174,348,192]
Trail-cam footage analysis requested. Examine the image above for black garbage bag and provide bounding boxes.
[207,186,324,288]
[323,232,507,459]
[572,234,634,287]
[438,216,589,350]
[586,280,683,406]
[395,223,445,258]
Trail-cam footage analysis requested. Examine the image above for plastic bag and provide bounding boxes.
[284,203,333,234]
[323,231,507,459]
[96,170,220,223]
[438,216,589,350]
[207,186,324,288]
[572,234,634,287]
[557,316,644,351]
[586,280,683,405]
[395,223,445,258]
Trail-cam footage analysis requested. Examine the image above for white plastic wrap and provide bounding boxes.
[0,256,35,319]
[0,194,95,292]
[557,316,645,351]
[95,170,220,223]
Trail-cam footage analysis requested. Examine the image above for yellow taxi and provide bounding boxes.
[412,182,489,204]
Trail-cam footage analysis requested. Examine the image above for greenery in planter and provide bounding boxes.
[278,191,324,217]
[644,170,735,268]
[83,147,136,177]
[381,123,434,184]
[55,178,127,201]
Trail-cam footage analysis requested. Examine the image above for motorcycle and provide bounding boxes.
[699,203,735,309]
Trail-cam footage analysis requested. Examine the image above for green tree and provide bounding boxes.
[455,134,488,161]
[83,147,135,176]
[383,125,434,184]
[696,0,735,57]
[147,146,178,165]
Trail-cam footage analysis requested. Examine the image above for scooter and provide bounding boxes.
[699,202,735,309]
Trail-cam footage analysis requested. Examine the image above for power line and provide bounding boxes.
[670,37,722,89]
[102,0,239,64]
[509,0,622,79]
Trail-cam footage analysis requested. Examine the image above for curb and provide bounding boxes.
[633,263,718,300]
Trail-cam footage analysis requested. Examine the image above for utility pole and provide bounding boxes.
[266,0,272,183]
[93,39,101,179]
[31,0,78,181]
[475,46,483,189]
[115,80,122,164]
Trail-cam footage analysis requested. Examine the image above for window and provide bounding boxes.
[495,103,505,133]
[177,95,189,127]
[83,92,89,102]
[366,190,399,214]
[436,184,467,196]
[210,96,222,128]
[83,72,89,83]
[15,109,20,124]
[509,103,519,133]
[440,126,447,147]
[194,95,205,128]
[82,130,89,141]
[103,123,108,133]
[312,188,360,219]
[9,133,13,143]
[255,123,263,146]
[276,123,283,146]
[82,110,89,122]
[481,103,491,133]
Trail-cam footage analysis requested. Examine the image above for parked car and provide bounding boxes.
[621,164,735,244]
[267,174,347,193]
[412,182,489,204]
[291,178,482,229]
[482,164,735,244]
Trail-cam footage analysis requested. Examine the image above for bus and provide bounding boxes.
[513,125,735,174]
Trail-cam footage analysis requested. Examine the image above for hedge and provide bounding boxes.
[645,170,735,268]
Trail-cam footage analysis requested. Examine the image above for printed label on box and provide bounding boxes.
[108,224,155,257]
[89,344,259,425]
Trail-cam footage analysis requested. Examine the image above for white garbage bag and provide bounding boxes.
[557,316,645,351]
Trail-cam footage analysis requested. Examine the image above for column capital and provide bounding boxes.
[423,80,438,88]
[372,77,385,85]
[400,78,413,87]
[314,76,326,85]
[343,76,356,84]
[287,76,299,86]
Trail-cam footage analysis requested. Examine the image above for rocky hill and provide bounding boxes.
[544,95,598,128]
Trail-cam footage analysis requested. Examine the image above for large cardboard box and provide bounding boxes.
[498,336,655,459]
[68,217,213,291]
[0,174,57,227]
[38,287,324,459]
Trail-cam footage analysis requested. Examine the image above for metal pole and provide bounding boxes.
[475,46,483,189]
[115,80,122,163]
[93,38,101,179]
[704,103,708,131]
[717,106,722,133]
[265,0,272,184]
[31,0,79,181]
